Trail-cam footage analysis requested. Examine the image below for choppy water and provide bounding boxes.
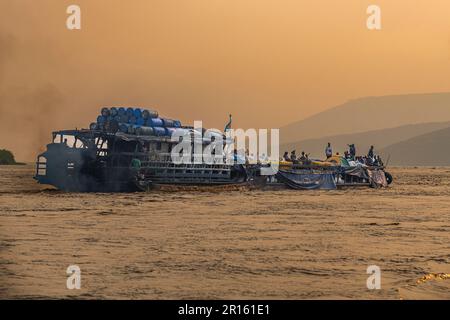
[0,165,449,299]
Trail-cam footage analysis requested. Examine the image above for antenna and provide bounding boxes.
[385,154,391,167]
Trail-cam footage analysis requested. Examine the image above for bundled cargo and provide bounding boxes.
[161,118,174,127]
[126,107,134,117]
[118,107,126,116]
[110,107,118,117]
[135,126,155,136]
[35,107,248,192]
[100,107,110,117]
[147,117,164,127]
[152,127,167,136]
[92,107,184,137]
[142,109,158,119]
[133,108,142,118]
[118,123,130,133]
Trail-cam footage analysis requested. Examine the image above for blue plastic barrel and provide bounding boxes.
[110,107,118,117]
[135,117,145,126]
[161,118,174,127]
[147,118,164,127]
[97,115,107,124]
[133,108,142,118]
[118,107,126,116]
[101,107,110,117]
[173,120,182,128]
[165,127,177,136]
[142,109,159,119]
[119,115,129,123]
[153,127,166,136]
[135,126,154,136]
[128,116,137,125]
[119,123,129,133]
[126,107,134,117]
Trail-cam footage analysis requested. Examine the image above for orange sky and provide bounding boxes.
[1,0,450,161]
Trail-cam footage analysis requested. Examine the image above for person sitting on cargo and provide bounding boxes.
[290,150,297,163]
[373,156,380,166]
[325,142,332,159]
[283,151,290,162]
[348,144,356,160]
[304,153,312,165]
[368,145,374,159]
[299,151,307,163]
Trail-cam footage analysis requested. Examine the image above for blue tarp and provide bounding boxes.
[276,170,337,190]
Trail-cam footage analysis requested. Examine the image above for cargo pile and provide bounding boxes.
[90,107,183,136]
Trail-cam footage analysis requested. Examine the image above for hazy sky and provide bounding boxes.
[1,0,450,160]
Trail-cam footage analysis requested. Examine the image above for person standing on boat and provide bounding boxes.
[325,143,333,159]
[348,144,356,160]
[368,145,374,159]
[283,151,290,161]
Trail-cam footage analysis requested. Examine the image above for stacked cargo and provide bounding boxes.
[90,107,184,137]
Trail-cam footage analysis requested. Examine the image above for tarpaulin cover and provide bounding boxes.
[340,157,350,167]
[276,170,337,190]
[367,169,388,188]
[342,166,369,179]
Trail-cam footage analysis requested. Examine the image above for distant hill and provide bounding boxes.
[280,92,450,143]
[280,122,450,159]
[379,127,450,166]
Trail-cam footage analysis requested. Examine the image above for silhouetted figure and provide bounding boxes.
[368,145,374,159]
[299,151,307,162]
[290,150,297,162]
[325,142,332,158]
[348,144,356,160]
[304,153,312,165]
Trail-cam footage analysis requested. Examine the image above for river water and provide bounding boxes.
[0,165,449,299]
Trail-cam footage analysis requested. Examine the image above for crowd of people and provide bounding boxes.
[281,143,384,167]
[342,144,384,166]
[282,150,312,165]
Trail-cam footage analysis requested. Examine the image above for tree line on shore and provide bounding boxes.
[0,149,24,165]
